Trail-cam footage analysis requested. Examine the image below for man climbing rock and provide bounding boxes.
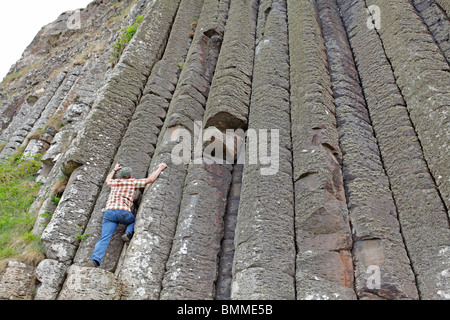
[87,162,168,268]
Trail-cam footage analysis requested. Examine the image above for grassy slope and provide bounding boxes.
[0,154,45,273]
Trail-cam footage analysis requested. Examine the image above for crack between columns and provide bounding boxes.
[285,0,298,300]
[433,0,450,19]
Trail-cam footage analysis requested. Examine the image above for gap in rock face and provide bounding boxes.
[215,163,243,300]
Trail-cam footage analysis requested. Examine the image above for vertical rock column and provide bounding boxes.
[117,0,229,300]
[0,71,67,159]
[408,0,450,64]
[316,0,419,299]
[337,0,450,300]
[29,66,82,135]
[22,66,84,159]
[30,55,111,237]
[159,0,257,300]
[216,164,244,300]
[434,0,450,17]
[202,0,259,131]
[34,0,182,299]
[72,0,204,272]
[160,162,232,299]
[231,0,296,300]
[367,0,450,210]
[287,0,356,300]
[41,0,181,264]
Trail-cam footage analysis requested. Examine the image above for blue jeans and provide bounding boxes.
[90,209,135,265]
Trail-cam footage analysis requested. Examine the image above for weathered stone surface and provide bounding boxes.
[0,72,67,144]
[288,0,356,300]
[216,164,243,300]
[22,139,50,159]
[34,259,67,300]
[366,0,450,210]
[0,261,35,300]
[117,0,229,300]
[58,265,118,300]
[317,0,419,300]
[0,71,67,159]
[160,162,232,299]
[30,66,82,134]
[202,0,258,131]
[36,1,182,299]
[1,0,449,301]
[434,0,450,17]
[61,0,182,176]
[337,0,450,299]
[409,0,450,64]
[159,0,257,300]
[29,44,111,240]
[231,0,296,300]
[73,0,204,272]
[31,197,57,237]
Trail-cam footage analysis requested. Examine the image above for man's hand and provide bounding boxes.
[159,163,168,171]
[107,163,122,186]
[145,163,168,185]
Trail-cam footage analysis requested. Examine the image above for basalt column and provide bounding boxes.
[434,0,450,19]
[287,0,356,300]
[231,0,297,300]
[337,0,450,299]
[366,0,450,210]
[316,0,419,300]
[34,0,182,298]
[160,0,257,300]
[408,0,450,64]
[117,0,230,300]
[72,0,204,272]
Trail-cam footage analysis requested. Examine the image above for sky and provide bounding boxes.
[0,0,93,81]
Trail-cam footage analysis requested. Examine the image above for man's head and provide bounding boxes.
[119,167,132,179]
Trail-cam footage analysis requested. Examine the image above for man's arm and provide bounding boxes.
[145,163,167,185]
[106,163,123,186]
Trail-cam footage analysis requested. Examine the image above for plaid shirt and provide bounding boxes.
[105,178,147,212]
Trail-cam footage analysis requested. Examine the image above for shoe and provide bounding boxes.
[122,231,132,242]
[86,259,100,268]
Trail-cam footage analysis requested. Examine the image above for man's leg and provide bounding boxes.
[90,210,118,266]
[117,210,135,242]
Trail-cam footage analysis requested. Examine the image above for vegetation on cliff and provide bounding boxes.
[110,15,144,66]
[0,154,44,271]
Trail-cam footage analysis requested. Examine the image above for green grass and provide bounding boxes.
[0,153,45,268]
[110,15,144,66]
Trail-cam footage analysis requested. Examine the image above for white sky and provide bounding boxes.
[0,0,93,81]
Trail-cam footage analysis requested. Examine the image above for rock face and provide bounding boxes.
[0,0,449,300]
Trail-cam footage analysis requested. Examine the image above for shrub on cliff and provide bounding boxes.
[110,15,144,67]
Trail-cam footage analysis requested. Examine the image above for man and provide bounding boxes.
[88,162,167,267]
